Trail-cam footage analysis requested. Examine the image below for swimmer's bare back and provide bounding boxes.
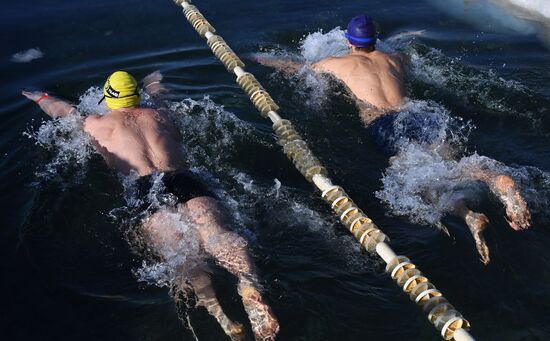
[83,108,187,176]
[312,50,406,119]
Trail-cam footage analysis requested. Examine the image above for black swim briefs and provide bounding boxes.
[136,169,216,209]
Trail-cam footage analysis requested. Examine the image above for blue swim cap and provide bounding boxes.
[345,15,377,48]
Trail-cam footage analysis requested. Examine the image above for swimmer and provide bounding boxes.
[22,71,279,340]
[256,15,531,264]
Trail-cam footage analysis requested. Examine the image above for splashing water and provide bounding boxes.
[76,86,109,115]
[25,111,95,181]
[168,97,255,173]
[392,100,473,154]
[134,210,202,287]
[299,28,349,63]
[377,146,480,225]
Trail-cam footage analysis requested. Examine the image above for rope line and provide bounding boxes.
[172,1,475,340]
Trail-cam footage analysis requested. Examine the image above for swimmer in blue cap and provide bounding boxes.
[257,15,531,264]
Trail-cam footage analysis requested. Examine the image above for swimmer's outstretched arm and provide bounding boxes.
[254,54,344,79]
[254,54,304,74]
[22,90,77,118]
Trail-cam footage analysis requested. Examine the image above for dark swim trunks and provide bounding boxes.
[135,169,216,214]
[366,111,444,156]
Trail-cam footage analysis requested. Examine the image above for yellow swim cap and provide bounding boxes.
[100,71,140,109]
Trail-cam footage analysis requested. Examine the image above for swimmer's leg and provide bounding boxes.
[141,208,244,340]
[183,196,280,341]
[450,200,491,264]
[462,170,531,230]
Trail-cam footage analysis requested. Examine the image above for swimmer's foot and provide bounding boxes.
[179,272,246,341]
[464,211,491,265]
[492,175,531,231]
[238,280,280,341]
[201,297,246,341]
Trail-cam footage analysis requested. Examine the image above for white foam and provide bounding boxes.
[76,87,108,115]
[11,48,44,63]
[299,28,349,63]
[25,112,94,180]
[167,97,254,175]
[133,209,202,286]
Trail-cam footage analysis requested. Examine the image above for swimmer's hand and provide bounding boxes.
[22,90,77,118]
[142,70,167,97]
[22,90,48,102]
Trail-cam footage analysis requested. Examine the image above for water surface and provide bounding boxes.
[2,0,550,340]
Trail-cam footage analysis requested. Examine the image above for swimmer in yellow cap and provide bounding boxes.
[22,71,279,341]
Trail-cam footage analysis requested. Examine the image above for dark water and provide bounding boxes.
[2,0,550,340]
